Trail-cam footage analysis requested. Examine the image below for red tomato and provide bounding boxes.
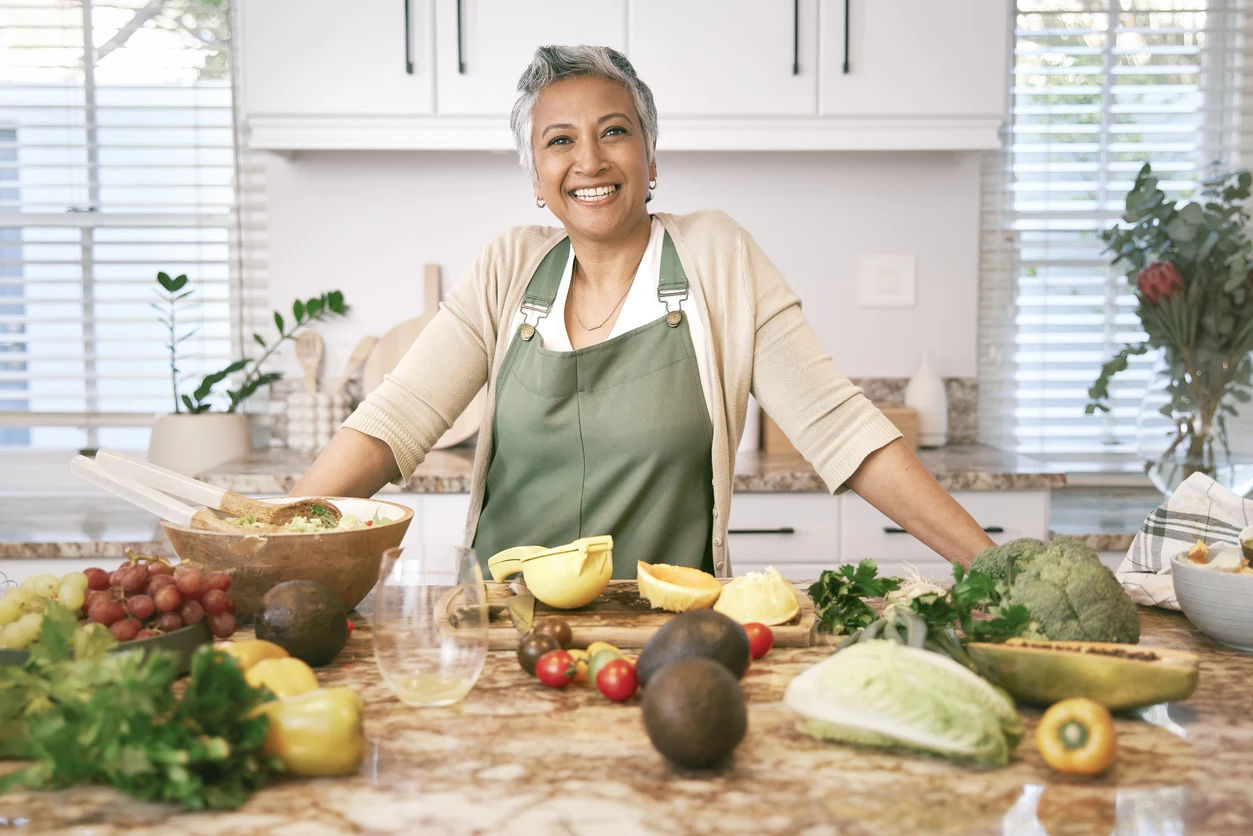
[346,618,355,636]
[743,623,774,660]
[535,650,576,689]
[595,659,638,702]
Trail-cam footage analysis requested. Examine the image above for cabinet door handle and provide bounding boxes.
[883,526,1005,535]
[791,0,800,75]
[842,0,851,74]
[456,0,466,74]
[729,527,796,535]
[403,0,414,74]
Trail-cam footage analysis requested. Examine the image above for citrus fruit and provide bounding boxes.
[636,561,722,612]
[713,566,800,626]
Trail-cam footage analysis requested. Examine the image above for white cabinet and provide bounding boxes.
[433,0,627,116]
[387,492,473,584]
[240,0,435,118]
[726,493,837,582]
[819,0,1009,120]
[627,0,817,117]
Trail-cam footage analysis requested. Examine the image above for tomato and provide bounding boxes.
[743,623,773,660]
[534,650,576,689]
[595,659,638,702]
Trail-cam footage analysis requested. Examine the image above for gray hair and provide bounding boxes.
[510,45,659,182]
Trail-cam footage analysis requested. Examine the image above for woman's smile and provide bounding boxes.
[569,183,621,205]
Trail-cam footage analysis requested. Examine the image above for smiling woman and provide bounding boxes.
[293,45,998,579]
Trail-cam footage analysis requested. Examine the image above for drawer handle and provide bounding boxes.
[729,527,795,535]
[403,0,414,74]
[842,0,851,74]
[456,0,466,73]
[792,0,800,75]
[883,526,1005,535]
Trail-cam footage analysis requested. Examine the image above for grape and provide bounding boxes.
[22,574,58,598]
[120,565,149,595]
[200,589,229,616]
[0,623,26,650]
[57,584,85,613]
[59,571,90,591]
[87,598,126,627]
[225,598,237,615]
[155,612,183,632]
[208,611,236,639]
[126,594,156,620]
[2,587,31,605]
[84,589,112,613]
[204,572,231,593]
[146,574,177,596]
[108,569,123,588]
[179,600,205,625]
[83,568,110,590]
[174,568,204,600]
[135,628,158,639]
[17,612,43,642]
[110,617,143,642]
[154,585,183,613]
[148,561,174,577]
[0,597,20,626]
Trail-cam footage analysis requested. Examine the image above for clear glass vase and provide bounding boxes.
[1136,351,1253,497]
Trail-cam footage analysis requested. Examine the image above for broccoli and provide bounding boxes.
[970,537,1047,581]
[1007,537,1140,644]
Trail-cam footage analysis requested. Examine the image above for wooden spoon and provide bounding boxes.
[93,449,343,529]
[332,335,378,396]
[295,332,324,394]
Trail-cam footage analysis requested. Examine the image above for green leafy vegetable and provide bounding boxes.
[807,560,901,634]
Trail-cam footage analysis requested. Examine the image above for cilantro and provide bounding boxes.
[809,560,902,634]
[308,503,338,527]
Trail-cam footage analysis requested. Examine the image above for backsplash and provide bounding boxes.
[852,377,978,446]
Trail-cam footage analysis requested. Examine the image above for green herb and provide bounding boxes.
[308,504,337,528]
[808,560,901,634]
[0,605,277,809]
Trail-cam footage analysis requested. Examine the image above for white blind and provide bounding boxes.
[0,0,258,450]
[980,0,1246,455]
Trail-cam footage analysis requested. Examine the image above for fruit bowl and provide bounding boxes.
[161,497,413,622]
[1171,554,1253,652]
[0,619,212,675]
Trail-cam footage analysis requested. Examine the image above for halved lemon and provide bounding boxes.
[713,566,800,626]
[636,561,723,612]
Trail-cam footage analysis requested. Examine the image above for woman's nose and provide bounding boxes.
[573,135,608,176]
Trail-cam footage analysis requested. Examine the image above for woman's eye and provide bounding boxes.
[603,126,627,137]
[547,136,571,147]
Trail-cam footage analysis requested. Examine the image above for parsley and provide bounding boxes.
[808,560,901,634]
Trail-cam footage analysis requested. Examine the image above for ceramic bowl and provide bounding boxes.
[1171,553,1253,652]
[1241,525,1253,563]
[487,536,613,609]
[162,497,413,622]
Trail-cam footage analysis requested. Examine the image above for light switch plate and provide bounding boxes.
[858,255,917,308]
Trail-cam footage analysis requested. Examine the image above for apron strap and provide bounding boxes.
[520,237,571,323]
[658,230,688,324]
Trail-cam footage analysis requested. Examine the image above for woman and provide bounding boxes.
[293,45,994,578]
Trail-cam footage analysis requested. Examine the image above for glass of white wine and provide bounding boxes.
[372,545,489,707]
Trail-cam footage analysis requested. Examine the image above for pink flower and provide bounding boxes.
[1137,261,1185,306]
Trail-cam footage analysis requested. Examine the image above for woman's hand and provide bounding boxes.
[290,428,400,499]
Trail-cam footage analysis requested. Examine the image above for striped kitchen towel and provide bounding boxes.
[1115,472,1253,609]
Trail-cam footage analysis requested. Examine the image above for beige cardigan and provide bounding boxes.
[344,210,901,576]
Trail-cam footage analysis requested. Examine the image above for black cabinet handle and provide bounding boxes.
[843,0,851,74]
[403,0,413,74]
[792,0,800,75]
[729,527,796,535]
[456,0,466,74]
[884,526,1005,535]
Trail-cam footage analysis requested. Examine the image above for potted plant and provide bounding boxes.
[147,271,349,475]
[1090,164,1253,496]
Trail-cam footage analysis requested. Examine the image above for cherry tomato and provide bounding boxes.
[595,659,638,702]
[534,649,576,689]
[346,618,355,636]
[743,623,774,660]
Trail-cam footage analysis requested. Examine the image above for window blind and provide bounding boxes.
[0,0,261,450]
[979,0,1247,455]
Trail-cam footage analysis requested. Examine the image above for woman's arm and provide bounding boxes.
[844,439,993,568]
[291,428,399,498]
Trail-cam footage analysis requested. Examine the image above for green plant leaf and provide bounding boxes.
[305,297,323,318]
[293,300,305,323]
[253,333,266,348]
[157,271,175,292]
[327,291,345,314]
[274,311,285,334]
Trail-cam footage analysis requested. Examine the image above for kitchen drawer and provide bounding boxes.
[840,491,1051,580]
[726,493,838,580]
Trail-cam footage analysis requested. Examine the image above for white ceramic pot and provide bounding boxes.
[148,413,253,476]
[904,349,948,447]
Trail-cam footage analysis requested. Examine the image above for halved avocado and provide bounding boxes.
[967,638,1198,711]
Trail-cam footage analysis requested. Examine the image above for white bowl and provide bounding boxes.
[1171,554,1253,652]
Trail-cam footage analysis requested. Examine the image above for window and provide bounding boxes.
[979,0,1245,455]
[0,0,253,450]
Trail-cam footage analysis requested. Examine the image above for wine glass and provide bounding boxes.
[372,546,488,707]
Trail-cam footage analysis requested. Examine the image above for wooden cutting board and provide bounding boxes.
[452,580,818,651]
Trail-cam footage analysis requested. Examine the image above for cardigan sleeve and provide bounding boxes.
[740,227,902,494]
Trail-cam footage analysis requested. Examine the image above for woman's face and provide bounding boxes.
[530,75,656,242]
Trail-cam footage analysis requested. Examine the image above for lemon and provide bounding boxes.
[713,566,800,626]
[636,562,722,612]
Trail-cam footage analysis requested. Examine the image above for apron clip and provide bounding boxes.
[519,300,550,341]
[660,289,687,328]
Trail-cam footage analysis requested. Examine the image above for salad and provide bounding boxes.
[225,510,386,533]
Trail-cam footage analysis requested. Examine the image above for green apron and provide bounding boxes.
[472,230,715,579]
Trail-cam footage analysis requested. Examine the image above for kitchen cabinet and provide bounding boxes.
[388,492,472,584]
[726,493,837,581]
[432,0,627,116]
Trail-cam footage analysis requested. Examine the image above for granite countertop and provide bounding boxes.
[2,607,1249,834]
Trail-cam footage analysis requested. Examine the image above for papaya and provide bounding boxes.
[967,638,1198,711]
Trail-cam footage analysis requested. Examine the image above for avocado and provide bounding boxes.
[255,580,348,666]
[642,657,747,769]
[636,609,750,686]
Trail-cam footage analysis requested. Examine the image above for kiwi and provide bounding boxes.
[636,609,750,686]
[255,580,348,666]
[641,657,747,769]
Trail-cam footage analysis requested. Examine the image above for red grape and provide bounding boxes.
[135,628,158,639]
[225,598,237,615]
[155,612,184,632]
[146,574,176,596]
[147,561,174,576]
[153,585,183,613]
[175,568,204,599]
[84,589,110,612]
[109,617,142,642]
[125,594,155,620]
[83,568,109,591]
[204,571,231,592]
[108,569,123,587]
[179,600,205,625]
[120,564,149,594]
[88,599,126,627]
[208,611,237,639]
[201,589,229,616]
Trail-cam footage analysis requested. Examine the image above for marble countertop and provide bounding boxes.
[2,606,1249,835]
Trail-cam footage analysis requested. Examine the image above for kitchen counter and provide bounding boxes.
[3,607,1249,835]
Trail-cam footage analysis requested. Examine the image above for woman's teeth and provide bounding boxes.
[571,185,619,202]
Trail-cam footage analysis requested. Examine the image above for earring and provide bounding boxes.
[649,178,657,190]
[536,197,546,208]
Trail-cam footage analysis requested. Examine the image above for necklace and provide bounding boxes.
[572,266,633,331]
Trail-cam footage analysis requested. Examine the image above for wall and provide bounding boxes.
[263,149,981,382]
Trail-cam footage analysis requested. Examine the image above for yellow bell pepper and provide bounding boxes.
[254,687,366,777]
[215,639,289,671]
[245,657,320,699]
[1036,698,1117,775]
